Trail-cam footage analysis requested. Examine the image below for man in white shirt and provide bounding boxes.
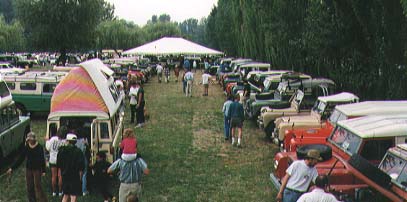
[184,69,194,97]
[201,71,212,96]
[128,82,139,124]
[193,60,197,72]
[297,175,341,202]
[277,150,321,202]
[156,63,163,83]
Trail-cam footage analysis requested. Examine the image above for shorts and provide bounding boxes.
[49,163,57,167]
[203,84,209,88]
[230,117,243,128]
[62,177,81,195]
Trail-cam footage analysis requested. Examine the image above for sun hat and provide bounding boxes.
[305,149,322,161]
[26,132,36,141]
[66,133,77,141]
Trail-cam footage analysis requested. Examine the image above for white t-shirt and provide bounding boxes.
[296,188,340,202]
[184,72,194,81]
[286,160,318,192]
[202,73,211,85]
[45,136,66,164]
[193,61,197,68]
[156,64,163,73]
[129,86,139,105]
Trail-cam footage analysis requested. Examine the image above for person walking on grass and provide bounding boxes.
[7,132,48,202]
[46,126,68,197]
[184,69,194,97]
[276,149,321,202]
[135,82,145,128]
[91,151,112,202]
[75,131,89,196]
[227,95,245,147]
[57,134,85,202]
[297,175,340,202]
[174,64,180,82]
[107,153,150,202]
[156,63,163,83]
[201,70,212,96]
[193,60,197,72]
[129,82,139,124]
[164,64,170,83]
[222,95,234,140]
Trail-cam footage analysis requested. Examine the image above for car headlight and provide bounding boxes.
[274,160,279,170]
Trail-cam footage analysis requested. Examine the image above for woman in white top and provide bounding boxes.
[45,126,68,196]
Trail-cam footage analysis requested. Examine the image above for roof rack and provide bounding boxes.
[3,71,67,83]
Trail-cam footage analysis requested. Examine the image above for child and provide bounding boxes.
[120,128,138,161]
[92,151,112,202]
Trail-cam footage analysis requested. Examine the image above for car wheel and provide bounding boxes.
[348,154,391,189]
[296,144,332,161]
[264,122,275,139]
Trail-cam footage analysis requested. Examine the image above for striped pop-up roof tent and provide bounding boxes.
[50,59,119,118]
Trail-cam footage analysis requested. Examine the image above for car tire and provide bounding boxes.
[348,154,391,189]
[264,122,275,139]
[296,144,332,161]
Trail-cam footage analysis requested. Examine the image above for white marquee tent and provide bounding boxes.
[123,37,224,56]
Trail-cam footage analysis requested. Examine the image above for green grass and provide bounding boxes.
[0,71,279,202]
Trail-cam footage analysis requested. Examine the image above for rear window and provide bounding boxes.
[43,84,56,93]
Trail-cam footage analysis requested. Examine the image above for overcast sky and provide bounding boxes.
[105,0,218,26]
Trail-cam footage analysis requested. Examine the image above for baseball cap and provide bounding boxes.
[305,149,322,161]
[66,133,77,141]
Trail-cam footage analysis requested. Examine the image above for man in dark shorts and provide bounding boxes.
[57,133,85,202]
[228,95,245,147]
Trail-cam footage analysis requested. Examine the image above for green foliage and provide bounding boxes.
[14,0,114,53]
[0,0,14,23]
[96,19,145,50]
[206,0,407,99]
[143,21,181,42]
[0,15,26,52]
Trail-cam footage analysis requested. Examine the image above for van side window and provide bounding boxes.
[20,83,36,90]
[43,84,56,93]
[49,123,58,137]
[360,139,393,161]
[100,122,109,139]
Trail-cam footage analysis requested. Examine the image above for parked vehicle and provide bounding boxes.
[0,78,31,164]
[269,92,359,147]
[0,62,26,75]
[285,101,407,152]
[271,115,407,201]
[246,78,335,119]
[46,59,124,164]
[4,71,67,115]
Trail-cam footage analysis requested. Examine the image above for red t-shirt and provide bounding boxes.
[120,137,137,154]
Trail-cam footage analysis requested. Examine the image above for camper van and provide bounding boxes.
[46,59,124,164]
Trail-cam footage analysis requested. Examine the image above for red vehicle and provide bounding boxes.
[283,101,407,152]
[271,115,407,201]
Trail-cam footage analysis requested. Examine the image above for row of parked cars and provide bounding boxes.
[216,58,407,201]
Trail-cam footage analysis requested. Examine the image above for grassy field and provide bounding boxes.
[0,71,279,202]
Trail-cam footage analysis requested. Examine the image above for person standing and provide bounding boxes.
[75,131,89,196]
[276,149,321,202]
[192,60,197,72]
[164,64,170,83]
[228,95,245,147]
[222,95,234,140]
[107,155,150,202]
[92,151,112,202]
[7,132,48,202]
[242,80,251,112]
[156,63,163,83]
[128,82,139,124]
[46,126,68,197]
[174,64,180,82]
[201,70,212,96]
[297,175,340,202]
[57,134,85,202]
[184,69,194,97]
[183,58,190,71]
[135,82,145,128]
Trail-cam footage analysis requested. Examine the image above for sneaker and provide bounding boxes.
[83,192,88,196]
[135,124,142,128]
[225,137,229,141]
[59,192,63,197]
[237,143,242,148]
[52,192,57,197]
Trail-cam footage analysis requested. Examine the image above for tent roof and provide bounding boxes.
[50,59,121,118]
[123,37,224,56]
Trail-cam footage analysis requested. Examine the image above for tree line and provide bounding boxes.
[205,0,407,99]
[0,0,206,58]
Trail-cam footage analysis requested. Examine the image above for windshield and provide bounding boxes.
[328,109,347,125]
[329,126,362,154]
[379,153,407,185]
[312,101,327,115]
